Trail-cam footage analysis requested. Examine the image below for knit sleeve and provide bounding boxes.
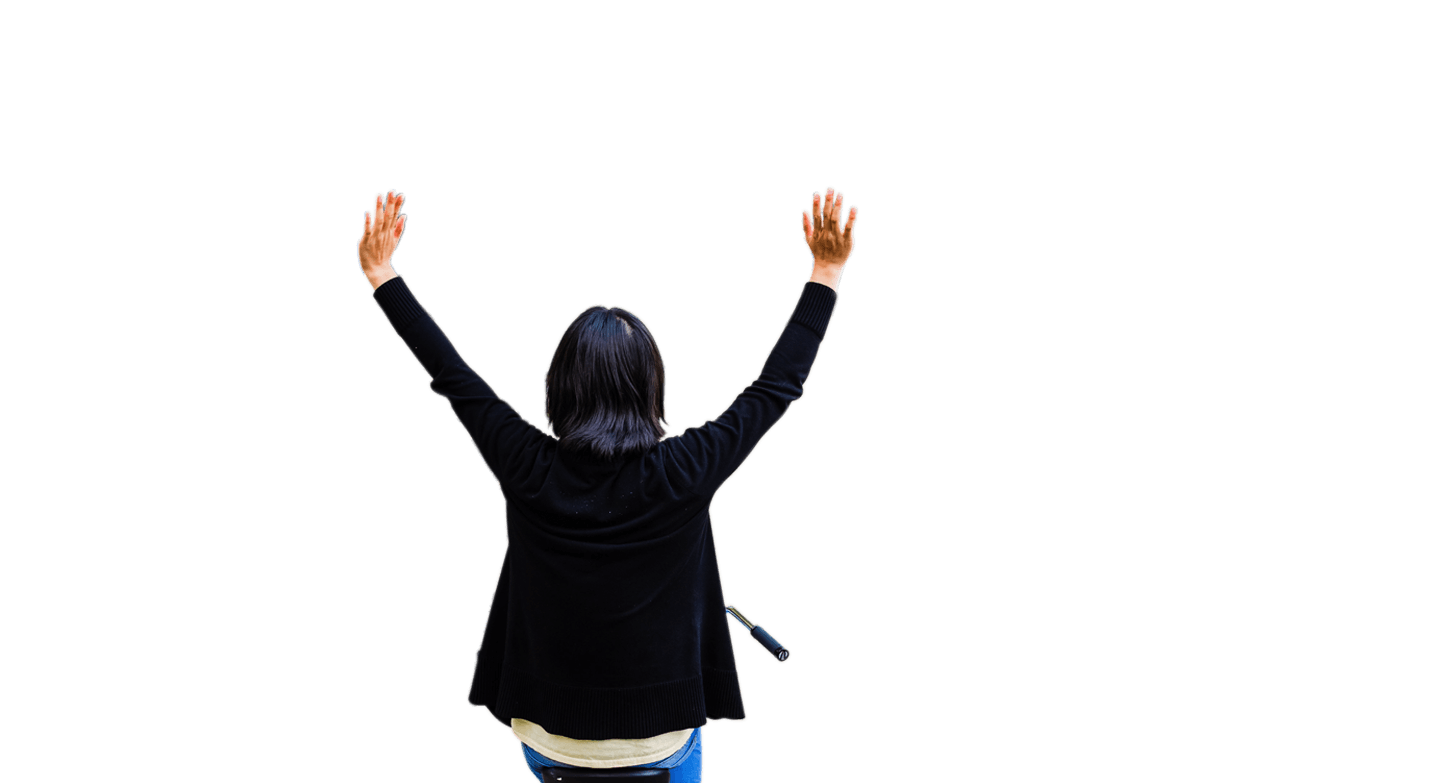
[371,274,550,483]
[662,281,837,494]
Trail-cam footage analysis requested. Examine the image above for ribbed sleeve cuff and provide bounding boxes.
[373,275,428,332]
[789,281,838,339]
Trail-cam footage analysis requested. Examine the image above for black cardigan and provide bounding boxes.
[373,277,838,740]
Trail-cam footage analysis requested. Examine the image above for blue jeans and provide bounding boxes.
[522,726,702,783]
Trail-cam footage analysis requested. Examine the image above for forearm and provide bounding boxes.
[367,263,399,291]
[809,262,843,291]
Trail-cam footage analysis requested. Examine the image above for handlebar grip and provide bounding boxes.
[751,626,789,662]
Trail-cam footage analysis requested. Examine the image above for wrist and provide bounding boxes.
[809,263,843,291]
[366,264,399,290]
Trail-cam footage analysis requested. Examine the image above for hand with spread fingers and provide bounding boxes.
[360,191,406,289]
[803,187,856,290]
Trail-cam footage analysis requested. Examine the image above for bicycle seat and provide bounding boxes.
[540,768,669,782]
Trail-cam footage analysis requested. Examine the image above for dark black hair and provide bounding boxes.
[546,305,667,461]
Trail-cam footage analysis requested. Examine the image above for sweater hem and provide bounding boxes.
[473,663,745,741]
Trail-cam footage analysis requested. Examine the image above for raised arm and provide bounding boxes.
[665,185,852,489]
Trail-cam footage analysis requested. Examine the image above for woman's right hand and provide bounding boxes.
[803,187,856,268]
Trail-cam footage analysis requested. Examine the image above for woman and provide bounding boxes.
[358,188,856,782]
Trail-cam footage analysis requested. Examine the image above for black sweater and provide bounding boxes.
[373,276,838,740]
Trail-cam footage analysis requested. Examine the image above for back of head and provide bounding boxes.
[546,306,667,461]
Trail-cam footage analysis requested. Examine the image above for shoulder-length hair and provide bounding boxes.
[546,305,667,461]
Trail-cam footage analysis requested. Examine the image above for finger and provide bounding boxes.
[392,193,404,234]
[832,191,843,227]
[364,211,371,237]
[802,211,812,242]
[823,188,835,229]
[376,194,384,229]
[385,191,397,232]
[812,192,823,231]
[394,214,405,239]
[843,206,856,240]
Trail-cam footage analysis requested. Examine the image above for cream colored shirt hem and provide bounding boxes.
[512,718,694,768]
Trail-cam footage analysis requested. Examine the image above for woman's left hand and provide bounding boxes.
[360,191,405,287]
